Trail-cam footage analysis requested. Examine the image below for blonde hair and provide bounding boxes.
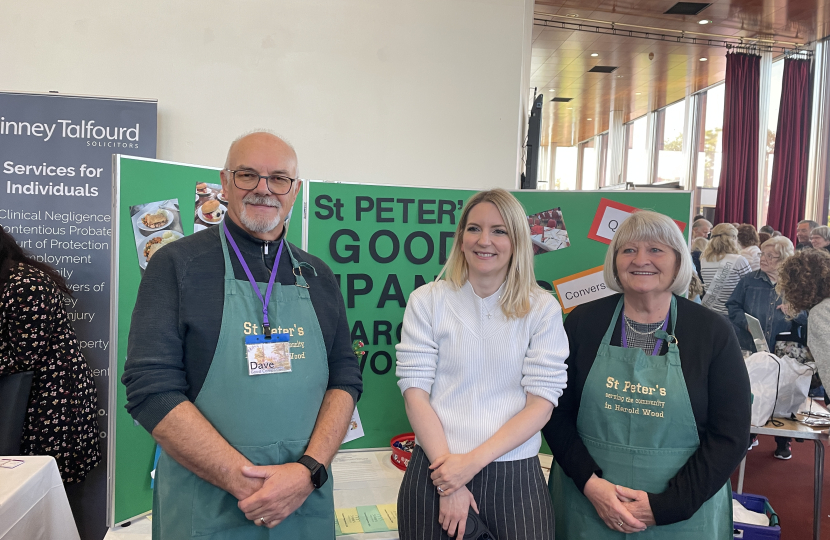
[689,273,704,298]
[691,237,709,253]
[702,223,740,262]
[603,210,694,296]
[442,189,538,318]
[760,236,794,261]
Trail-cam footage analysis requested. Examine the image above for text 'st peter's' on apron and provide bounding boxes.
[153,222,333,539]
[549,296,731,539]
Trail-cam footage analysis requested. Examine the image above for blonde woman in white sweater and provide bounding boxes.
[396,189,568,540]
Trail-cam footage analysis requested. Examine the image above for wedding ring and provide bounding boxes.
[260,517,266,525]
[617,520,624,527]
[437,486,445,493]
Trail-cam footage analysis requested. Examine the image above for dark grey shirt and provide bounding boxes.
[122,218,362,433]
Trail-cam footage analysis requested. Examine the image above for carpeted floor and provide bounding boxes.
[731,435,829,540]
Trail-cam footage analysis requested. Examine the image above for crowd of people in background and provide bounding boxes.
[689,214,830,460]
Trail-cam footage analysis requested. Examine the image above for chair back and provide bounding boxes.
[0,371,34,455]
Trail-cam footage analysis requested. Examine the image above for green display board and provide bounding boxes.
[306,182,693,451]
[110,156,301,524]
[110,156,691,524]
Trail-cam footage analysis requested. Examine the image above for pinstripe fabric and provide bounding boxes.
[398,446,553,540]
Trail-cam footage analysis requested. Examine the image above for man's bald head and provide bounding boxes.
[224,131,298,177]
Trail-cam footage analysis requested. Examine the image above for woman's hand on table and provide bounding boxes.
[616,485,656,527]
[429,453,482,496]
[438,486,478,538]
[583,474,647,533]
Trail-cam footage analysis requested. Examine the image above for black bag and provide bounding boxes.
[0,371,34,455]
[464,509,495,540]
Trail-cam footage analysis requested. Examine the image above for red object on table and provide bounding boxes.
[390,432,415,471]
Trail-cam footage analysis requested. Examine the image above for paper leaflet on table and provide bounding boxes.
[587,198,687,245]
[334,504,398,535]
[341,406,364,444]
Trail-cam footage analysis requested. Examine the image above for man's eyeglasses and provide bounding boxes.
[225,169,297,195]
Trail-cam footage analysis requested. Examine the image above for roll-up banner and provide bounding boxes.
[0,91,156,540]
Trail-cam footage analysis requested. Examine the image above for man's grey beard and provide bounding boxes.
[240,194,283,233]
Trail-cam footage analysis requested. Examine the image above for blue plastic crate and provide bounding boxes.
[733,492,780,540]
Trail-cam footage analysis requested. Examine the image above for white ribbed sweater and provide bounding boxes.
[395,280,569,461]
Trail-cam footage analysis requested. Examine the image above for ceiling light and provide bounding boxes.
[698,19,711,24]
[587,118,593,121]
[699,57,708,61]
[636,92,642,95]
[566,13,579,18]
[591,53,599,57]
[617,75,624,78]
[567,107,573,109]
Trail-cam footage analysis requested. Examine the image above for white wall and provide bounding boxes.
[2,0,534,189]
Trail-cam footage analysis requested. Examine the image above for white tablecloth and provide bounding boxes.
[0,456,79,540]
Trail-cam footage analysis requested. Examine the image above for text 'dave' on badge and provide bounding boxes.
[246,333,292,375]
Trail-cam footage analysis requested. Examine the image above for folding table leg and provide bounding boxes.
[737,456,746,495]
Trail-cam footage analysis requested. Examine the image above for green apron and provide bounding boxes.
[549,296,732,539]
[152,223,333,539]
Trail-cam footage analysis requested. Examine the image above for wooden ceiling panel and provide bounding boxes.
[533,0,830,147]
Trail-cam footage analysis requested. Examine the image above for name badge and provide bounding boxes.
[245,333,291,375]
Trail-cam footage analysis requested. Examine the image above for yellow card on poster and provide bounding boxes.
[377,503,398,530]
[336,508,364,534]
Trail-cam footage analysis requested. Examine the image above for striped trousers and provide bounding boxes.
[397,446,554,540]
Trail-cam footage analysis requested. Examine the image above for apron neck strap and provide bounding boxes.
[602,295,678,348]
[601,297,626,346]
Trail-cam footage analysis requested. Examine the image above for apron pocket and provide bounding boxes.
[280,438,334,518]
[190,477,251,537]
[190,440,282,537]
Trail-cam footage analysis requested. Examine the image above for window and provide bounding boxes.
[581,138,598,190]
[624,116,649,184]
[655,100,686,183]
[696,84,725,187]
[552,146,578,190]
[760,59,785,225]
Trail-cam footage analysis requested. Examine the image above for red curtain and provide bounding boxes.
[715,52,761,225]
[766,58,812,240]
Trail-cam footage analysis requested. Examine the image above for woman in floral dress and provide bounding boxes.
[0,228,101,482]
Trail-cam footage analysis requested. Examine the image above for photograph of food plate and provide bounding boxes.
[129,199,184,272]
[137,231,185,270]
[527,207,570,255]
[194,181,229,232]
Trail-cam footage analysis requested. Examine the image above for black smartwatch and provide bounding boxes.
[297,455,328,489]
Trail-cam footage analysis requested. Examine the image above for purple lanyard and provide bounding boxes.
[223,226,283,337]
[621,308,670,356]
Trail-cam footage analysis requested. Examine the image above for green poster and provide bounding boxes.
[306,183,477,448]
[111,156,301,524]
[304,182,691,451]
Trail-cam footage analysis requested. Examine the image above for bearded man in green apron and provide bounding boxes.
[123,131,362,539]
[542,211,751,539]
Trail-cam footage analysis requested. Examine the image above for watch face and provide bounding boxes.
[314,464,329,488]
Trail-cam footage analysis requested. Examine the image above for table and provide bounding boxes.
[736,409,828,540]
[0,456,80,540]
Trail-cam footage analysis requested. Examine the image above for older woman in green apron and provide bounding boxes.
[543,211,751,539]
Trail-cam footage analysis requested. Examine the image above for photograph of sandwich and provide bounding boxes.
[194,182,228,232]
[130,199,185,271]
[526,207,570,255]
